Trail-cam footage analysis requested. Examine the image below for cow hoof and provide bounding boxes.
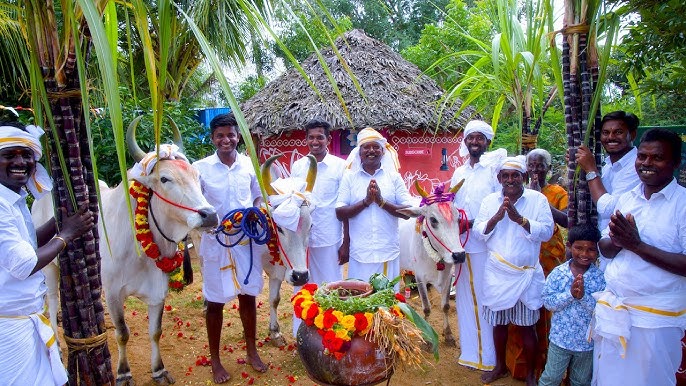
[270,334,287,348]
[444,335,457,347]
[152,370,175,385]
[116,374,135,386]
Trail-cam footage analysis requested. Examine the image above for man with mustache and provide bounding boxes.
[575,111,641,268]
[592,128,686,386]
[474,156,553,386]
[0,121,94,385]
[450,120,506,371]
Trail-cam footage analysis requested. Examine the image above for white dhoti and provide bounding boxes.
[482,252,544,312]
[592,289,686,386]
[0,313,68,386]
[455,251,495,370]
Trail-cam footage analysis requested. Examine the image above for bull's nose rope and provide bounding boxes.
[214,207,271,285]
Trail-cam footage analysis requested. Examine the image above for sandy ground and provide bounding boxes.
[56,267,524,386]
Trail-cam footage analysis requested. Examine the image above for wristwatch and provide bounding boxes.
[585,171,599,181]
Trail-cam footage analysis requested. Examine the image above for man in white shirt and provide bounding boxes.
[450,120,506,371]
[592,128,686,386]
[336,128,414,284]
[474,156,554,386]
[575,111,641,268]
[193,114,266,383]
[0,121,94,386]
[290,119,346,336]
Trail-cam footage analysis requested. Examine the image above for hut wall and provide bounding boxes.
[258,130,468,194]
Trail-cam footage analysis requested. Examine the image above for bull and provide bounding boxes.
[398,180,467,346]
[32,127,218,385]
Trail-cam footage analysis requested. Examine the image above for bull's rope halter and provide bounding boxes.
[130,180,199,291]
[416,184,470,271]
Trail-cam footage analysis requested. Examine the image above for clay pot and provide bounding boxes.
[296,280,392,386]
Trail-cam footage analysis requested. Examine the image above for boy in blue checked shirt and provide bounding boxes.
[539,225,605,386]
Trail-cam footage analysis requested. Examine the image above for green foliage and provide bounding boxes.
[236,75,268,103]
[401,0,494,89]
[90,95,213,186]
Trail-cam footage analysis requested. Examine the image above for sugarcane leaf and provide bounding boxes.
[397,302,439,361]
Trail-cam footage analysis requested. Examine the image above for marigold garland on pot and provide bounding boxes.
[129,181,185,291]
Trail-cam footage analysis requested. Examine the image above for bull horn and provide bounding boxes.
[305,155,317,193]
[126,115,147,162]
[167,116,185,154]
[414,180,429,198]
[449,179,465,194]
[260,154,282,196]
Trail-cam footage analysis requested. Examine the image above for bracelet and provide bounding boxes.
[379,198,386,209]
[519,217,529,227]
[53,235,67,251]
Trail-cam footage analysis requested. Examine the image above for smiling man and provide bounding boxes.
[592,128,686,386]
[0,121,94,385]
[289,119,346,337]
[474,156,553,386]
[335,127,413,285]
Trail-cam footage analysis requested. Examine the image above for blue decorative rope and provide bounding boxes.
[214,207,272,285]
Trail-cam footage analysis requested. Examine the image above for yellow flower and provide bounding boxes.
[340,315,356,331]
[335,327,351,340]
[332,310,344,321]
[314,314,325,329]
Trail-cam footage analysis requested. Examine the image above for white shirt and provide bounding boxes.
[336,167,414,263]
[450,156,501,253]
[475,188,554,267]
[603,179,686,298]
[597,147,640,230]
[193,152,261,215]
[291,152,346,247]
[0,184,45,316]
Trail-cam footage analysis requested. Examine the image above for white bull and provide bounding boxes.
[399,180,467,346]
[33,142,218,385]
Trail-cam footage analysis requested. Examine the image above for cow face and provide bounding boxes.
[398,202,466,265]
[269,201,312,286]
[136,159,218,242]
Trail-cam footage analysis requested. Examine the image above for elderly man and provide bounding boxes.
[336,127,413,283]
[474,156,553,386]
[290,119,346,337]
[592,128,686,386]
[575,111,641,269]
[0,121,94,385]
[450,120,506,370]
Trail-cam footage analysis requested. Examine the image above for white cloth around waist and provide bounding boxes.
[482,251,544,312]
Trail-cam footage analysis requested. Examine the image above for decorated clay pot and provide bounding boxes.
[296,281,392,386]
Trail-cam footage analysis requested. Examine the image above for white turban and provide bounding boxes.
[268,177,313,232]
[129,144,189,178]
[0,125,52,198]
[459,120,495,157]
[498,155,527,174]
[345,127,400,173]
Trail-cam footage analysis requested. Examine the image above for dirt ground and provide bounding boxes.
[58,262,524,386]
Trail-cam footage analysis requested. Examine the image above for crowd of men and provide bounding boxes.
[0,110,684,386]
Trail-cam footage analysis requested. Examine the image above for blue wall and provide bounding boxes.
[195,107,231,127]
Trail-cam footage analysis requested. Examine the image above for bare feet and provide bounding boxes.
[211,358,231,384]
[246,353,268,373]
[480,367,509,384]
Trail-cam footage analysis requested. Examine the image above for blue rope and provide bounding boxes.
[214,207,272,285]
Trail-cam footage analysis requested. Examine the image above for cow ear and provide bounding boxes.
[397,206,424,218]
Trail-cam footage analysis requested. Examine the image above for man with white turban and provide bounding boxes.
[336,127,413,284]
[450,120,506,371]
[0,121,94,385]
[474,155,553,386]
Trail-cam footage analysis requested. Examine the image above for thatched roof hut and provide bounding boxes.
[241,29,476,137]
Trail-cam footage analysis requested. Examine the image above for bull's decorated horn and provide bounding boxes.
[414,180,429,198]
[126,115,147,162]
[261,154,282,196]
[449,178,465,194]
[305,154,317,193]
[126,115,185,162]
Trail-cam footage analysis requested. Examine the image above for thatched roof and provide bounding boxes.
[241,29,477,137]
